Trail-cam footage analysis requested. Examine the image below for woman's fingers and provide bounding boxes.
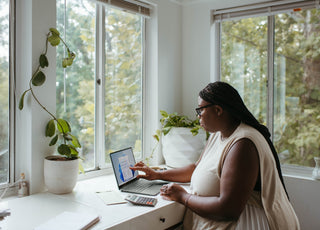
[160,183,187,203]
[135,161,145,167]
[130,163,159,180]
[160,184,168,194]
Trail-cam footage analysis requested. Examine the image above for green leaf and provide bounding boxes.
[57,119,71,133]
[62,51,76,68]
[49,28,60,36]
[62,59,67,68]
[32,71,46,86]
[160,110,168,118]
[70,134,81,148]
[68,51,76,59]
[62,57,74,68]
[58,144,71,156]
[79,160,85,174]
[45,119,56,137]
[162,127,171,136]
[48,34,60,46]
[69,145,79,157]
[39,54,49,68]
[49,135,58,146]
[152,129,161,142]
[190,127,199,136]
[19,90,28,110]
[153,134,159,142]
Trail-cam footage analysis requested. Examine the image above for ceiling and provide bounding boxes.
[170,0,233,6]
[172,0,205,4]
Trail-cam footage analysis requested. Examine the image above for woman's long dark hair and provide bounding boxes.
[199,81,289,199]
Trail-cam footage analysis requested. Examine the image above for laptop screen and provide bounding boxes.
[110,147,139,187]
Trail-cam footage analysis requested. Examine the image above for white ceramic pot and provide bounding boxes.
[162,127,206,168]
[44,156,79,194]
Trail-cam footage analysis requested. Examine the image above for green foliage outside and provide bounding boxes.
[221,9,320,167]
[56,0,95,168]
[104,8,143,160]
[56,0,143,169]
[0,57,8,154]
[0,0,9,183]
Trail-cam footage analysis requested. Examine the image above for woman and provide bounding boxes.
[131,81,300,230]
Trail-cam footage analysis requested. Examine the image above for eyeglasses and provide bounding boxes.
[195,104,215,116]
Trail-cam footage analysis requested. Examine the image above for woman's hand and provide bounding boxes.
[130,161,160,180]
[160,183,188,204]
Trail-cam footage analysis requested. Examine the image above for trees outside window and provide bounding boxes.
[219,5,320,167]
[56,0,144,171]
[0,0,10,184]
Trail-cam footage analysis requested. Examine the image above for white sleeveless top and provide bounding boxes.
[183,123,300,230]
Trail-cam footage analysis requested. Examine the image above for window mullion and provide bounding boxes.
[267,15,274,139]
[213,21,221,82]
[95,4,106,169]
[9,0,15,185]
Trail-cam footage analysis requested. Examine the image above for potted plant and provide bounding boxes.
[19,28,82,194]
[151,110,207,168]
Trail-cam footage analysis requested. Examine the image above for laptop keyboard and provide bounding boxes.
[124,180,153,192]
[121,180,166,195]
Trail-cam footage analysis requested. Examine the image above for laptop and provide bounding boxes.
[109,147,167,196]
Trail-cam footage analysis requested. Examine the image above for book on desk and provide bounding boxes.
[34,211,100,230]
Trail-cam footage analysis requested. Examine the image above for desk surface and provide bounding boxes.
[0,175,186,229]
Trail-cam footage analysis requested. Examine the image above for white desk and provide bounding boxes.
[0,175,186,229]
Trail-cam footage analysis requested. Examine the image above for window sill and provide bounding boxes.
[78,167,113,181]
[0,174,185,229]
[282,164,318,182]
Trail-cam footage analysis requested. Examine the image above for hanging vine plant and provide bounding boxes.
[19,28,81,160]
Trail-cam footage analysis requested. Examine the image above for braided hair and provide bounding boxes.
[199,81,289,199]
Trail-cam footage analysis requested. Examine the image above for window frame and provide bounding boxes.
[9,0,15,185]
[95,3,146,171]
[212,0,320,177]
[57,1,147,177]
[0,0,15,193]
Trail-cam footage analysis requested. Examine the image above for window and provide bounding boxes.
[56,0,147,171]
[214,1,320,168]
[220,16,268,124]
[0,0,11,185]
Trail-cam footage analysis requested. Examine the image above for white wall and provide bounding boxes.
[16,0,56,194]
[146,0,182,115]
[157,1,182,114]
[179,0,320,229]
[143,0,183,164]
[284,176,320,230]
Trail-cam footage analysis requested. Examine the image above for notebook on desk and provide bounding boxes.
[35,211,100,230]
[109,147,167,196]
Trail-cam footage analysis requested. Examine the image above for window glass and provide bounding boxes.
[219,7,320,168]
[273,9,320,166]
[56,0,95,170]
[0,0,9,183]
[104,8,143,162]
[57,1,144,170]
[221,16,268,124]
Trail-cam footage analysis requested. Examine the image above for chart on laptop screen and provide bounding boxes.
[119,155,134,182]
[110,148,138,186]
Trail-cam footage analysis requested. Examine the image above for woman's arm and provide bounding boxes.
[130,162,196,183]
[161,138,260,221]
